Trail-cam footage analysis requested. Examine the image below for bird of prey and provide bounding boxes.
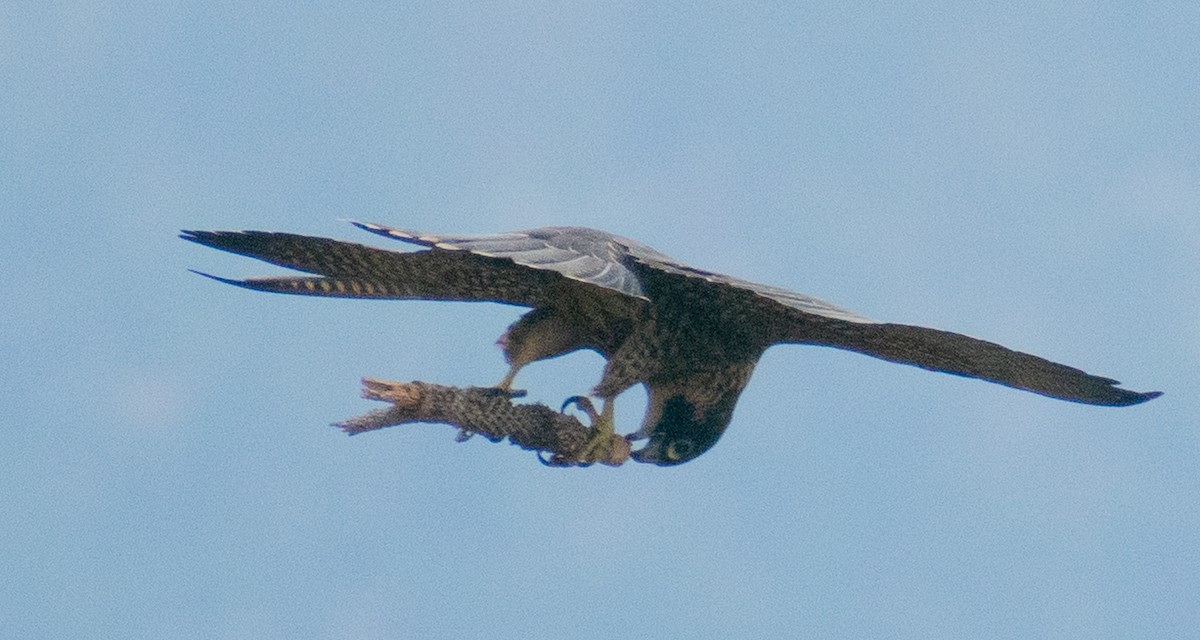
[182,222,1160,466]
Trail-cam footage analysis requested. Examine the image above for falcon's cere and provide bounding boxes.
[182,222,1160,466]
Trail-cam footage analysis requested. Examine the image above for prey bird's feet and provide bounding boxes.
[545,396,630,467]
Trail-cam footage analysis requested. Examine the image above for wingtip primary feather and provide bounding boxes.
[179,229,255,252]
[1134,390,1164,404]
[349,220,407,236]
[349,220,434,246]
[187,269,244,287]
[1093,385,1162,407]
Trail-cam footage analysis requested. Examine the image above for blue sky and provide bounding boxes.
[3,2,1197,638]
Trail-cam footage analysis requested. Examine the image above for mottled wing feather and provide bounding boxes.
[619,237,1157,406]
[628,251,878,323]
[785,316,1160,406]
[361,224,872,369]
[720,279,878,324]
[357,221,876,323]
[353,221,650,299]
[179,230,560,306]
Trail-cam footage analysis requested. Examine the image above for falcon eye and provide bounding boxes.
[666,439,696,461]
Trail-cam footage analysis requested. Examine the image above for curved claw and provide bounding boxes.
[560,395,599,422]
[537,450,593,468]
[548,396,627,467]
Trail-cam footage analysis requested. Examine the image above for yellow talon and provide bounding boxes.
[561,397,629,466]
[496,364,521,392]
[486,365,528,399]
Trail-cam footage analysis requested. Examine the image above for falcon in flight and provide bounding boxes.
[182,222,1160,465]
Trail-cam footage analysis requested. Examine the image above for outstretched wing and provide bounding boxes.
[181,222,658,310]
[181,229,563,307]
[350,221,651,299]
[772,300,1161,407]
[622,247,1158,407]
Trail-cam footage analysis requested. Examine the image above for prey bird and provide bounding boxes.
[182,222,1161,466]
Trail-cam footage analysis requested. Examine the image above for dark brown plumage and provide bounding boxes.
[182,222,1161,465]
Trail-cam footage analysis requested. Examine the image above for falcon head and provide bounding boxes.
[630,394,738,466]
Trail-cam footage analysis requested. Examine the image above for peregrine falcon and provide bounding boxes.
[182,222,1161,466]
